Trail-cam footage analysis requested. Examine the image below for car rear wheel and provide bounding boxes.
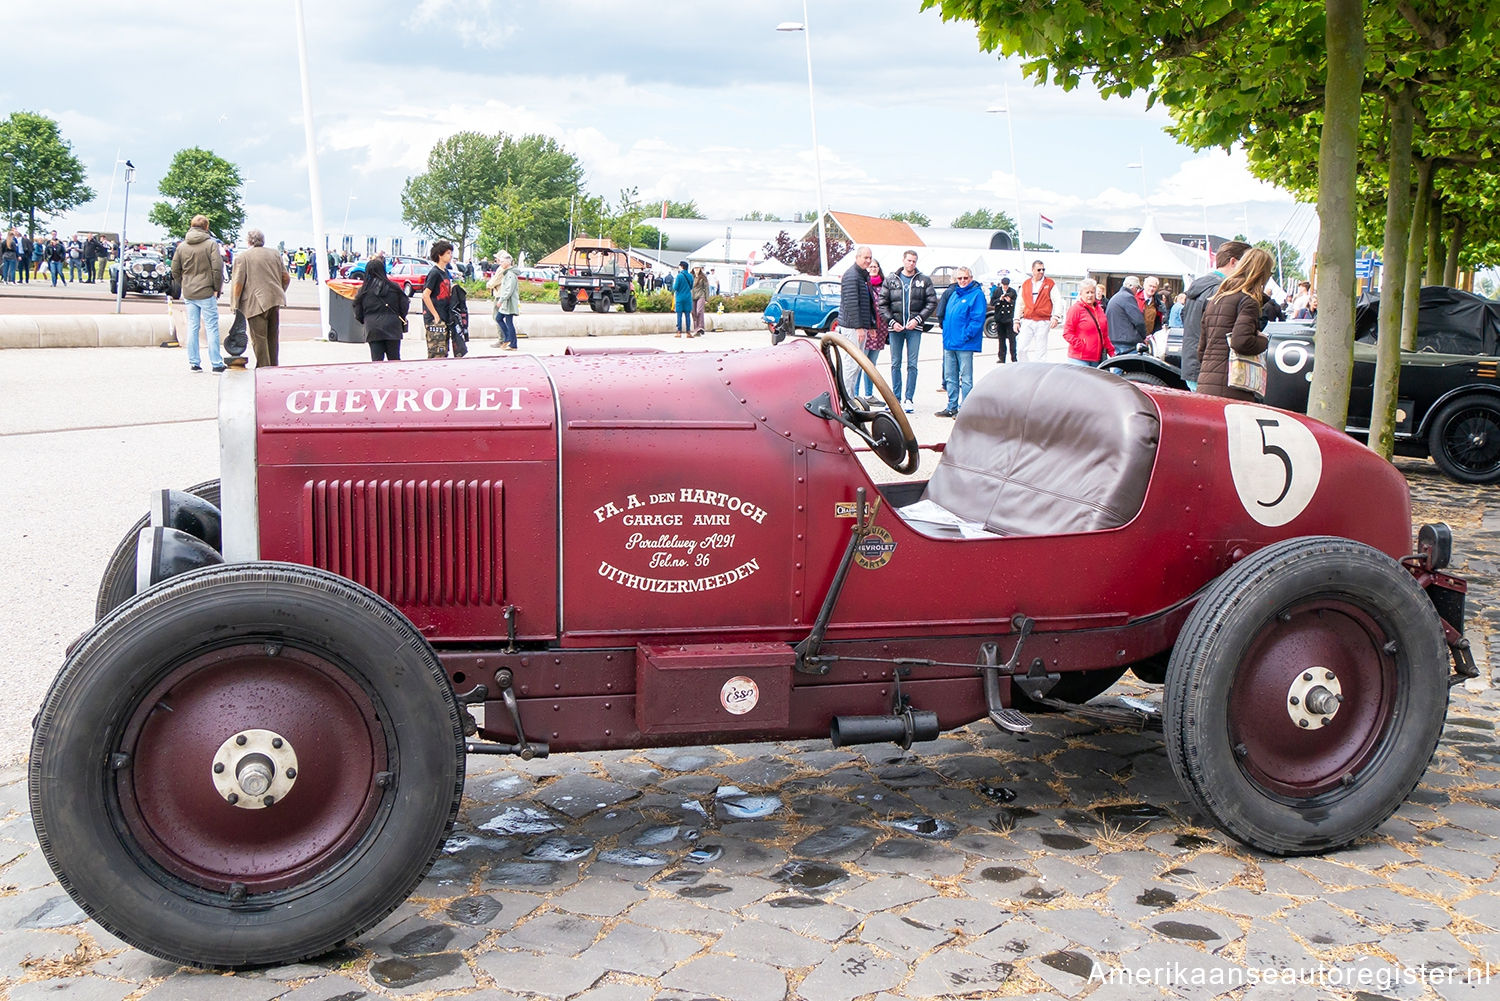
[1164,537,1448,855]
[560,292,577,312]
[1427,395,1500,484]
[593,294,611,313]
[31,563,465,968]
[983,316,998,339]
[96,479,221,620]
[624,294,637,313]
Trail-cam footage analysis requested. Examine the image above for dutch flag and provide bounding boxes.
[1039,214,1054,230]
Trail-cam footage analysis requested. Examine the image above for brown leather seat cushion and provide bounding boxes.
[924,363,1160,536]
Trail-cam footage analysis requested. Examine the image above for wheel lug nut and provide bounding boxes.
[285,767,296,779]
[271,738,283,749]
[1303,672,1313,682]
[213,762,225,774]
[1324,670,1335,680]
[235,734,247,746]
[1289,696,1300,706]
[227,792,239,804]
[1321,718,1331,727]
[263,795,275,806]
[1298,719,1309,728]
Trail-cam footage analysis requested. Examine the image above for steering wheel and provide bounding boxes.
[819,333,920,474]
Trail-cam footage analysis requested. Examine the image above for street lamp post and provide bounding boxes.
[777,5,829,276]
[340,193,357,253]
[115,160,134,315]
[1126,146,1149,213]
[3,152,14,231]
[985,90,1027,256]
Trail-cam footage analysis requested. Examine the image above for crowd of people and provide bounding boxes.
[1,229,115,285]
[832,239,1300,417]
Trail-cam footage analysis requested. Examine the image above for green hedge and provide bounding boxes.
[459,278,559,303]
[460,281,770,315]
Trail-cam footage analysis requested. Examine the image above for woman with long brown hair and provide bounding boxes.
[1196,247,1274,401]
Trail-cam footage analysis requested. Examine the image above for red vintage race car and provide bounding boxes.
[31,337,1474,969]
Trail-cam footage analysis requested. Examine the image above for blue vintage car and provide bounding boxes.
[762,275,841,338]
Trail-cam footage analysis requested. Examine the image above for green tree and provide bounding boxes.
[950,207,1017,233]
[1254,238,1307,285]
[401,131,503,259]
[0,111,94,237]
[494,133,586,260]
[147,147,245,241]
[883,210,931,227]
[663,199,704,219]
[740,210,782,221]
[476,184,539,260]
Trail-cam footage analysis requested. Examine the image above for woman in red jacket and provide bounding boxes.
[1062,279,1114,365]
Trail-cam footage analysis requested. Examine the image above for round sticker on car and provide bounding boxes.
[1224,404,1323,527]
[720,676,759,715]
[855,526,897,570]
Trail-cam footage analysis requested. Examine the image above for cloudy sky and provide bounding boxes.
[3,0,1315,259]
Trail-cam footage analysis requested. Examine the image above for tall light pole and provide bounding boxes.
[777,6,829,275]
[985,90,1027,256]
[1126,146,1149,215]
[3,152,14,231]
[115,160,134,315]
[294,0,332,340]
[340,193,357,252]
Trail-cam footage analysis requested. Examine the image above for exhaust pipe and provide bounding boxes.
[830,708,940,750]
[136,527,225,594]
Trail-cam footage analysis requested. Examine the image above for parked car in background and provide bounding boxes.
[109,248,173,297]
[739,277,782,297]
[515,267,554,286]
[761,275,841,337]
[384,257,435,297]
[558,246,637,312]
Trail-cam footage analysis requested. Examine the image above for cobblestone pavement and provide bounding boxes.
[0,458,1495,1001]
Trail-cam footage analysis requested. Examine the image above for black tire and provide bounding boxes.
[1011,666,1129,712]
[96,479,221,621]
[1427,395,1500,484]
[624,294,637,313]
[1164,537,1448,855]
[560,293,576,312]
[31,563,465,968]
[983,316,998,339]
[1123,371,1168,387]
[109,276,118,294]
[593,294,610,313]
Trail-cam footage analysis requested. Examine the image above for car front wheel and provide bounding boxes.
[30,563,465,968]
[1164,537,1448,855]
[1427,395,1500,484]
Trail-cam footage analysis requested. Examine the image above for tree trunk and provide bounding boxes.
[1401,159,1431,352]
[1444,215,1465,287]
[1425,196,1444,286]
[1307,0,1365,432]
[1371,85,1414,463]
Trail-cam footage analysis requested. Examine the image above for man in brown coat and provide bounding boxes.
[170,215,225,372]
[229,228,290,367]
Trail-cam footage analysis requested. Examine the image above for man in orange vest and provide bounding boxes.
[1015,259,1061,362]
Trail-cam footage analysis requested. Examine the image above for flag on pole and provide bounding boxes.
[661,200,668,220]
[1039,214,1054,230]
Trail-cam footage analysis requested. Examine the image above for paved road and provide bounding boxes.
[1,334,1496,1001]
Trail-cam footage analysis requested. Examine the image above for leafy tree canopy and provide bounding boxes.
[663,199,704,219]
[883,210,931,227]
[0,111,94,236]
[147,147,245,242]
[950,207,1017,234]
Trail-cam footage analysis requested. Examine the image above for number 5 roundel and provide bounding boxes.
[1224,405,1323,528]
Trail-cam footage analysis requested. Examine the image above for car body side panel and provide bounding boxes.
[252,357,560,642]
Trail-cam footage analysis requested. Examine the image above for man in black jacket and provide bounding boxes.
[878,249,937,411]
[1181,240,1249,389]
[989,277,1018,363]
[839,246,876,399]
[1105,277,1147,354]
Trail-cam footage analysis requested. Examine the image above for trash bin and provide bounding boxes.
[326,280,367,343]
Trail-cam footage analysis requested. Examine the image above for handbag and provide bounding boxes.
[1226,336,1268,397]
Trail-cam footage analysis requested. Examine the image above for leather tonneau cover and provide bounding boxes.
[924,363,1160,536]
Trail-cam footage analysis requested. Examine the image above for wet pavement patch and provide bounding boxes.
[993,806,1038,829]
[1038,832,1092,851]
[882,815,959,839]
[772,860,849,891]
[597,848,671,867]
[1040,950,1098,978]
[369,952,466,989]
[633,825,698,846]
[479,806,565,836]
[1137,888,1178,908]
[794,825,877,857]
[980,866,1032,884]
[525,836,595,862]
[1095,803,1166,825]
[686,844,724,864]
[979,785,1018,802]
[485,861,560,886]
[391,923,456,956]
[768,895,825,908]
[678,883,733,898]
[1153,920,1223,941]
[445,895,503,925]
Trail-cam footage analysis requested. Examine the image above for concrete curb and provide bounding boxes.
[0,311,770,348]
[0,314,172,349]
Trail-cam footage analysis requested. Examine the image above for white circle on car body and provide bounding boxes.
[720,676,759,715]
[1224,404,1323,528]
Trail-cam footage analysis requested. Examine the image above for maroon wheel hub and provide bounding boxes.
[116,644,388,894]
[1228,601,1396,798]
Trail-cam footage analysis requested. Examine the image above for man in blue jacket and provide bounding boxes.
[937,267,986,417]
[672,260,693,336]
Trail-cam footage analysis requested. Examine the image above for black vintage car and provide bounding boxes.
[109,249,173,297]
[1108,287,1500,484]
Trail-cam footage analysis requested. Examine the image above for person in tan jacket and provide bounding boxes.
[170,216,225,372]
[229,228,290,368]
